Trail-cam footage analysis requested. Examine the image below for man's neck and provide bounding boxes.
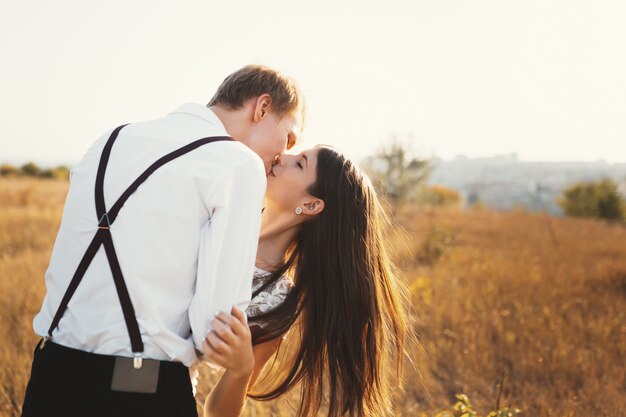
[208,105,247,143]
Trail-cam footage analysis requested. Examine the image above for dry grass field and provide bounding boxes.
[1,178,625,416]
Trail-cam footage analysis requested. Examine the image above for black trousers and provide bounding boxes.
[21,340,198,417]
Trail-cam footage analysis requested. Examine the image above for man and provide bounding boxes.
[21,64,304,417]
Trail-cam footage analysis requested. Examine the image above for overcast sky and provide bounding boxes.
[1,0,624,166]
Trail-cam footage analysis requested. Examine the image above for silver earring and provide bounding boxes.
[295,207,303,215]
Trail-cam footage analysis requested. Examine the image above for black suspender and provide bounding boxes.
[43,124,233,368]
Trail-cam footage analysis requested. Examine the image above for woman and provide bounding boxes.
[200,145,410,417]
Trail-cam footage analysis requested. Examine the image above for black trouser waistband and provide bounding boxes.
[21,339,197,417]
[38,339,186,372]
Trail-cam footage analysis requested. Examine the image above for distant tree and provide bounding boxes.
[418,185,462,208]
[362,137,431,205]
[20,162,42,177]
[41,166,70,180]
[0,163,20,177]
[558,178,625,222]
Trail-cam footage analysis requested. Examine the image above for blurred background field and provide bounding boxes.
[1,178,624,416]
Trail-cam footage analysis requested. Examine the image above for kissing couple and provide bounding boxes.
[21,65,410,417]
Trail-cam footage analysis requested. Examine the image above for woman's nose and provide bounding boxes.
[279,154,298,166]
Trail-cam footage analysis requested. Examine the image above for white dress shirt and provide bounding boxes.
[33,103,266,367]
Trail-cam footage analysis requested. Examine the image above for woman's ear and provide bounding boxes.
[254,94,272,122]
[302,198,325,216]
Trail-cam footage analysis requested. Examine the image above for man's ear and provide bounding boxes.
[302,198,325,216]
[253,94,272,122]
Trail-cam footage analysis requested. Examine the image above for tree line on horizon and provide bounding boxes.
[2,146,625,223]
[0,162,70,180]
[362,138,626,223]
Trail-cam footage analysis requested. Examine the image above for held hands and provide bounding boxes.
[202,305,254,378]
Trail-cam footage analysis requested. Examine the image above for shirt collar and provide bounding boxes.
[169,103,228,134]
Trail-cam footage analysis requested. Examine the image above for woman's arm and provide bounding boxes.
[202,306,283,417]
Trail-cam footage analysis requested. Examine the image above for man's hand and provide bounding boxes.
[202,305,254,378]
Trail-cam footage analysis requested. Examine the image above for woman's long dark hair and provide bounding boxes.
[247,146,410,417]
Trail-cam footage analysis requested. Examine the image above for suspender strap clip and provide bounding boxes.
[133,353,143,369]
[39,336,49,350]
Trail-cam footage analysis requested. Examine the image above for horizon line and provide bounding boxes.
[3,154,626,169]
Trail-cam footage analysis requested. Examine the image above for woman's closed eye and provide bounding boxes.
[297,161,303,169]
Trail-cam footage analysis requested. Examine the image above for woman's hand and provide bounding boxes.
[202,305,254,378]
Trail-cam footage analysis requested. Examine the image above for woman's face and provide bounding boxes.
[265,147,320,213]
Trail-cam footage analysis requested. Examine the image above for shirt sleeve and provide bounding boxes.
[188,156,267,352]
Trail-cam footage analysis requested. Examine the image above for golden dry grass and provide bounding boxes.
[390,205,626,416]
[1,178,625,416]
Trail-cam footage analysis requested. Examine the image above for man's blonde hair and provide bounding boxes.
[208,64,304,121]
